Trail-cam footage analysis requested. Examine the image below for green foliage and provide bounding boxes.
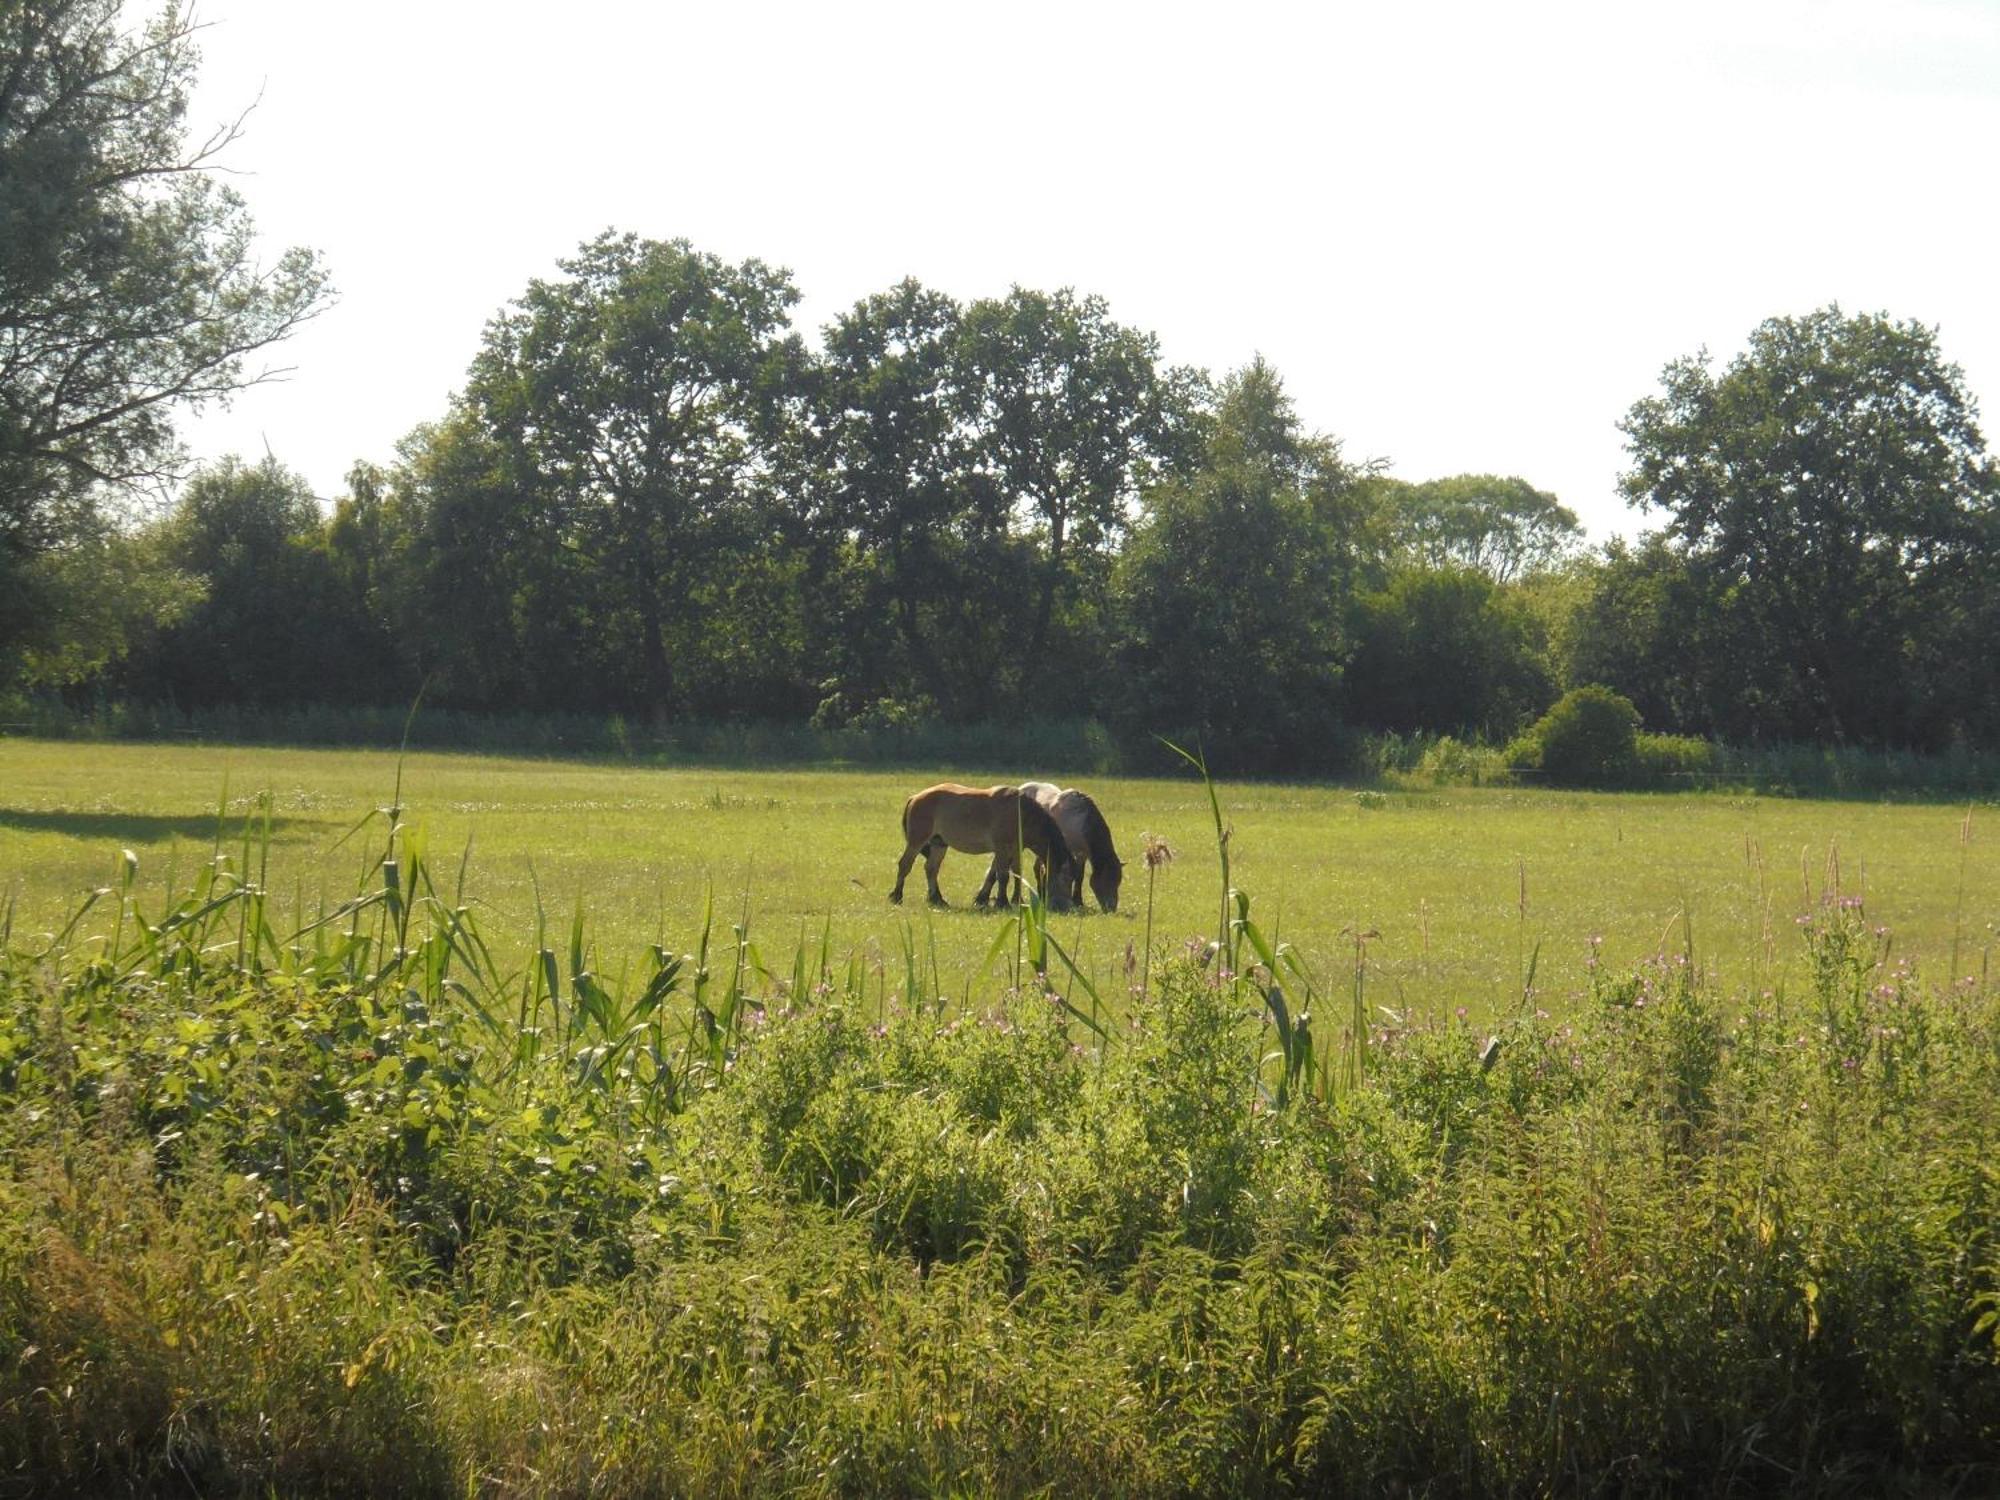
[2,525,200,691]
[1621,306,2000,748]
[1511,684,1643,785]
[3,806,1996,1494]
[1369,472,1583,581]
[125,457,400,706]
[1113,361,1365,772]
[961,286,1200,676]
[443,232,807,716]
[0,0,330,678]
[809,280,1010,716]
[1415,734,1510,785]
[1345,566,1556,739]
[1558,535,1725,731]
[1635,730,1716,781]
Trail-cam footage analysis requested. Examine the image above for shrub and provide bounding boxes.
[1635,730,1716,782]
[1511,685,1642,785]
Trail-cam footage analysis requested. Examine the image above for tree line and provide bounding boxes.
[5,5,1997,767]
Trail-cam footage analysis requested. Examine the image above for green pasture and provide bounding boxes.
[2,736,1993,1019]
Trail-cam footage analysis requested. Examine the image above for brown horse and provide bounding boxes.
[891,784,1073,910]
[1017,782,1124,912]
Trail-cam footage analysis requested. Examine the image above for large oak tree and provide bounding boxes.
[452,232,803,716]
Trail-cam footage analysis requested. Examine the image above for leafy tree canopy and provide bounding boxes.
[1,0,329,682]
[1371,473,1582,581]
[961,288,1198,660]
[1345,566,1555,740]
[1114,358,1363,770]
[133,456,391,707]
[1619,306,1998,744]
[806,279,1025,719]
[454,231,804,713]
[0,0,329,587]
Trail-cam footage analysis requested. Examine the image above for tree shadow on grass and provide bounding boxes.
[0,808,306,845]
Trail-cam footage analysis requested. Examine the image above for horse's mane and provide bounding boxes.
[1068,791,1121,871]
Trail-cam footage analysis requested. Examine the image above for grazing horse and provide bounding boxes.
[1017,782,1124,912]
[891,784,1073,910]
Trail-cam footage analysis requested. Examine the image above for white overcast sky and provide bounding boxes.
[179,0,2000,542]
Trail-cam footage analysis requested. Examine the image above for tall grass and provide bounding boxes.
[2,768,1997,1495]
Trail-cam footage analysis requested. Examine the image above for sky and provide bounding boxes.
[179,0,2000,542]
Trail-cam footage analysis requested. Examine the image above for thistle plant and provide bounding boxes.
[1138,831,1174,1000]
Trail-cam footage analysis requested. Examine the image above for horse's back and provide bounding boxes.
[906,782,1023,853]
[912,782,994,800]
[906,782,980,840]
[1039,788,1091,854]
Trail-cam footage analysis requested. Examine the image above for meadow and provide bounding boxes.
[3,736,1997,1495]
[2,738,1993,1027]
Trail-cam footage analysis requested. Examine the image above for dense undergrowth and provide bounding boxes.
[2,794,1997,1496]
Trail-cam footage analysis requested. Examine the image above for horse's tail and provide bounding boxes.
[901,791,920,841]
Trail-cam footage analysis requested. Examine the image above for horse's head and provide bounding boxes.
[1067,792,1122,913]
[1089,855,1123,913]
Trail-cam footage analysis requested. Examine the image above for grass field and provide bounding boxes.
[2,737,1993,1021]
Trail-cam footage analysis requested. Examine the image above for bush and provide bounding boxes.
[1511,685,1642,785]
[1635,730,1716,782]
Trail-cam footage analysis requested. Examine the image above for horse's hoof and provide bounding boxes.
[888,891,903,905]
[928,896,949,909]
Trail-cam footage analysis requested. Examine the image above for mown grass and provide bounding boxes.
[2,737,1995,1030]
[1,763,1996,1496]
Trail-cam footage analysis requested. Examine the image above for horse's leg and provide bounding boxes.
[974,852,998,907]
[891,833,925,903]
[924,838,949,906]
